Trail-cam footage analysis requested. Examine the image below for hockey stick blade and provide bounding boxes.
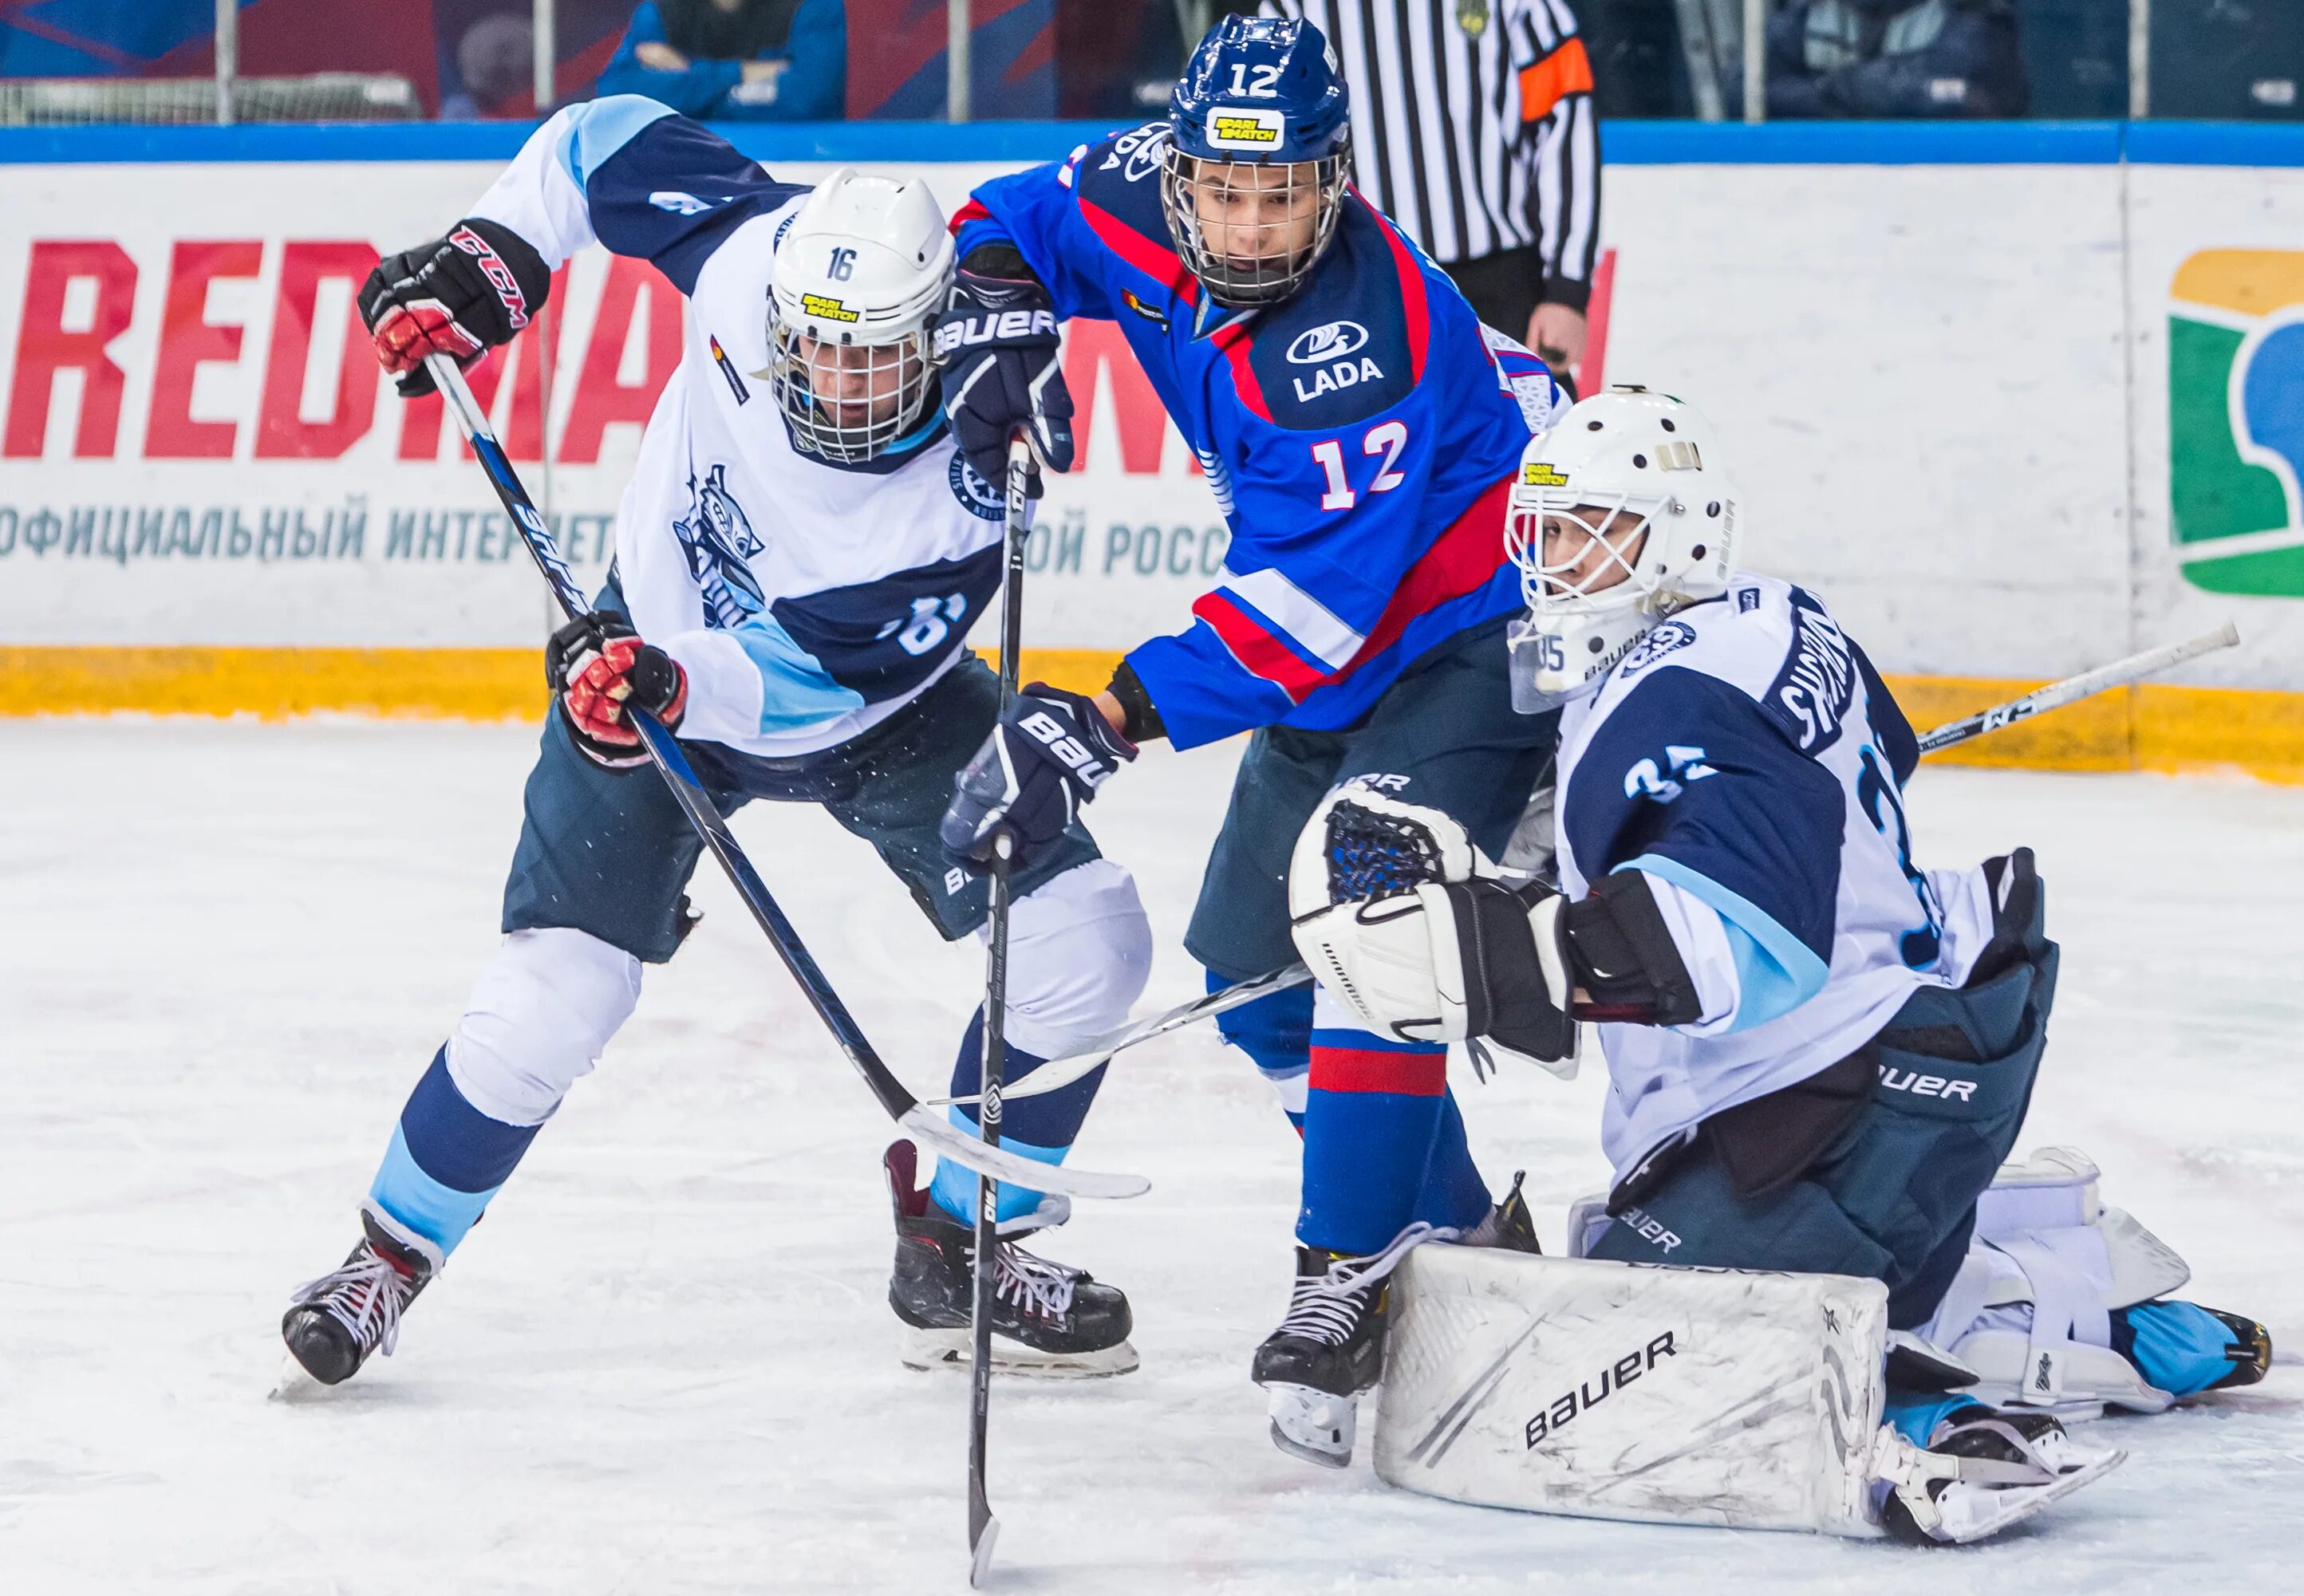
[969,1515,1000,1586]
[929,963,1316,1109]
[897,1107,1148,1200]
[1915,622,2240,755]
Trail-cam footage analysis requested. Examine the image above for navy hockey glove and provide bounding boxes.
[933,246,1075,498]
[941,684,1134,868]
[360,218,550,398]
[546,611,688,770]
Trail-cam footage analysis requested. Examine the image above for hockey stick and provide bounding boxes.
[966,434,1034,1586]
[1914,621,2241,754]
[939,620,2245,1110]
[420,353,1147,1204]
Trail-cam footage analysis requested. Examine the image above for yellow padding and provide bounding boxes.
[0,645,546,721]
[6,645,2302,784]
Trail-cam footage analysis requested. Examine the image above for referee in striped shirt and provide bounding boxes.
[1258,0,1600,392]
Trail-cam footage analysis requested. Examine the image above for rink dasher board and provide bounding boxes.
[0,125,2300,707]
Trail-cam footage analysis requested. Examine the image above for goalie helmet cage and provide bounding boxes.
[0,74,418,126]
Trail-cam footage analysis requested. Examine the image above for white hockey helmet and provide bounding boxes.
[1502,387,1738,705]
[766,168,955,463]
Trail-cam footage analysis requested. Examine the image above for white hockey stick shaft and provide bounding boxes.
[955,623,2240,1109]
[1914,622,2240,754]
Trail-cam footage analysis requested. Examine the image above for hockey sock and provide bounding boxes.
[1210,968,1313,1132]
[1884,1391,1986,1446]
[929,1010,1101,1225]
[1410,1089,1493,1231]
[1296,995,1486,1255]
[2111,1299,2240,1397]
[368,1046,542,1255]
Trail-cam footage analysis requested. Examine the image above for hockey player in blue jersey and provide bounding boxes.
[279,99,1154,1388]
[1288,388,2273,1541]
[930,14,1568,1452]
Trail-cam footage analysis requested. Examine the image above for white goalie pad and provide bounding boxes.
[1375,1246,1889,1536]
[1924,1145,2192,1418]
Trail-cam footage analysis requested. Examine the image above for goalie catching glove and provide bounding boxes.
[545,611,688,769]
[1286,787,1702,1061]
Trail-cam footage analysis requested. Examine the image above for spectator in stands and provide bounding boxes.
[1765,0,2027,118]
[595,0,845,120]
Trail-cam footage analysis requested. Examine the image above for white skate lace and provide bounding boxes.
[1277,1223,1453,1346]
[990,1245,1080,1321]
[291,1248,412,1359]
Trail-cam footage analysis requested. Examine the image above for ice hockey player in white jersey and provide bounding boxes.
[279,98,1153,1388]
[1285,388,2270,1543]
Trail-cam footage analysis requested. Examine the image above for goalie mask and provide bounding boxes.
[1503,387,1738,707]
[766,169,953,463]
[1161,16,1351,309]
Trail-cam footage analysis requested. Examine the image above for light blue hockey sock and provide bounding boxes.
[367,1047,541,1255]
[1884,1392,1986,1446]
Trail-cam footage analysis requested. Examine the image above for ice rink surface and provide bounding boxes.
[2,717,2299,1594]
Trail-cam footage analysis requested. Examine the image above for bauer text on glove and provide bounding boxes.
[939,684,1134,868]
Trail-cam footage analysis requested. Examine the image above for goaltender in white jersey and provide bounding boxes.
[1284,388,2271,1545]
[278,99,1153,1393]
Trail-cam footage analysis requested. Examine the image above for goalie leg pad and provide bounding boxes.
[1375,1246,1890,1535]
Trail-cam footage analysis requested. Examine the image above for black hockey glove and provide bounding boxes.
[546,610,688,770]
[940,684,1134,869]
[360,218,551,398]
[933,246,1074,499]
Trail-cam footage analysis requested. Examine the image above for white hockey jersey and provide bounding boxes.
[470,97,1012,759]
[1553,574,2005,1182]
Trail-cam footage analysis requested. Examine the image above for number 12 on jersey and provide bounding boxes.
[1311,422,1410,511]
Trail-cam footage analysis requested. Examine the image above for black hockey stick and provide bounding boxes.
[941,619,2246,1108]
[420,353,1148,1204]
[967,433,1034,1586]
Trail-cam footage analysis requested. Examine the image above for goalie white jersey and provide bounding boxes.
[469,97,1011,759]
[1553,574,2006,1181]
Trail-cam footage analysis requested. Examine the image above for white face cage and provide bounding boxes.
[1160,149,1348,307]
[765,315,937,464]
[1503,490,1663,622]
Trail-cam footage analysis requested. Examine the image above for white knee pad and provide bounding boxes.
[996,858,1154,1059]
[444,928,644,1127]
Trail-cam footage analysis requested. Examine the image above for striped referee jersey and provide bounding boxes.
[1259,0,1600,308]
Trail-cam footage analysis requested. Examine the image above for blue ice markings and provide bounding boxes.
[1624,744,1718,803]
[672,463,766,629]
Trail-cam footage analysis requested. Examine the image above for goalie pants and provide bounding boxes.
[365,654,1151,1256]
[1189,617,1560,1256]
[1588,878,2057,1333]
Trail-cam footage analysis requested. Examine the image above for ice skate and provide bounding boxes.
[884,1141,1138,1377]
[1253,1223,1441,1468]
[278,1204,441,1389]
[1876,1408,2124,1545]
[1460,1171,1542,1255]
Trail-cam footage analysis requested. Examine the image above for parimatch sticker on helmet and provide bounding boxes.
[1522,463,1570,487]
[799,292,859,323]
[1207,108,1285,149]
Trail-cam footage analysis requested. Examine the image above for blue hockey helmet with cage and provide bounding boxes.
[1162,16,1352,307]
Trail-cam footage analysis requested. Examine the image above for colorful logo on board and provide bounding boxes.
[2169,250,2304,595]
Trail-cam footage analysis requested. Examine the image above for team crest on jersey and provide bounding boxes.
[1764,592,1857,752]
[1618,620,1696,676]
[949,454,1007,521]
[672,463,767,629]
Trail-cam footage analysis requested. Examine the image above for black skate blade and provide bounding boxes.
[968,1515,1000,1586]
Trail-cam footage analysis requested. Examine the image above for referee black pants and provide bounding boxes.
[1442,245,1577,400]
